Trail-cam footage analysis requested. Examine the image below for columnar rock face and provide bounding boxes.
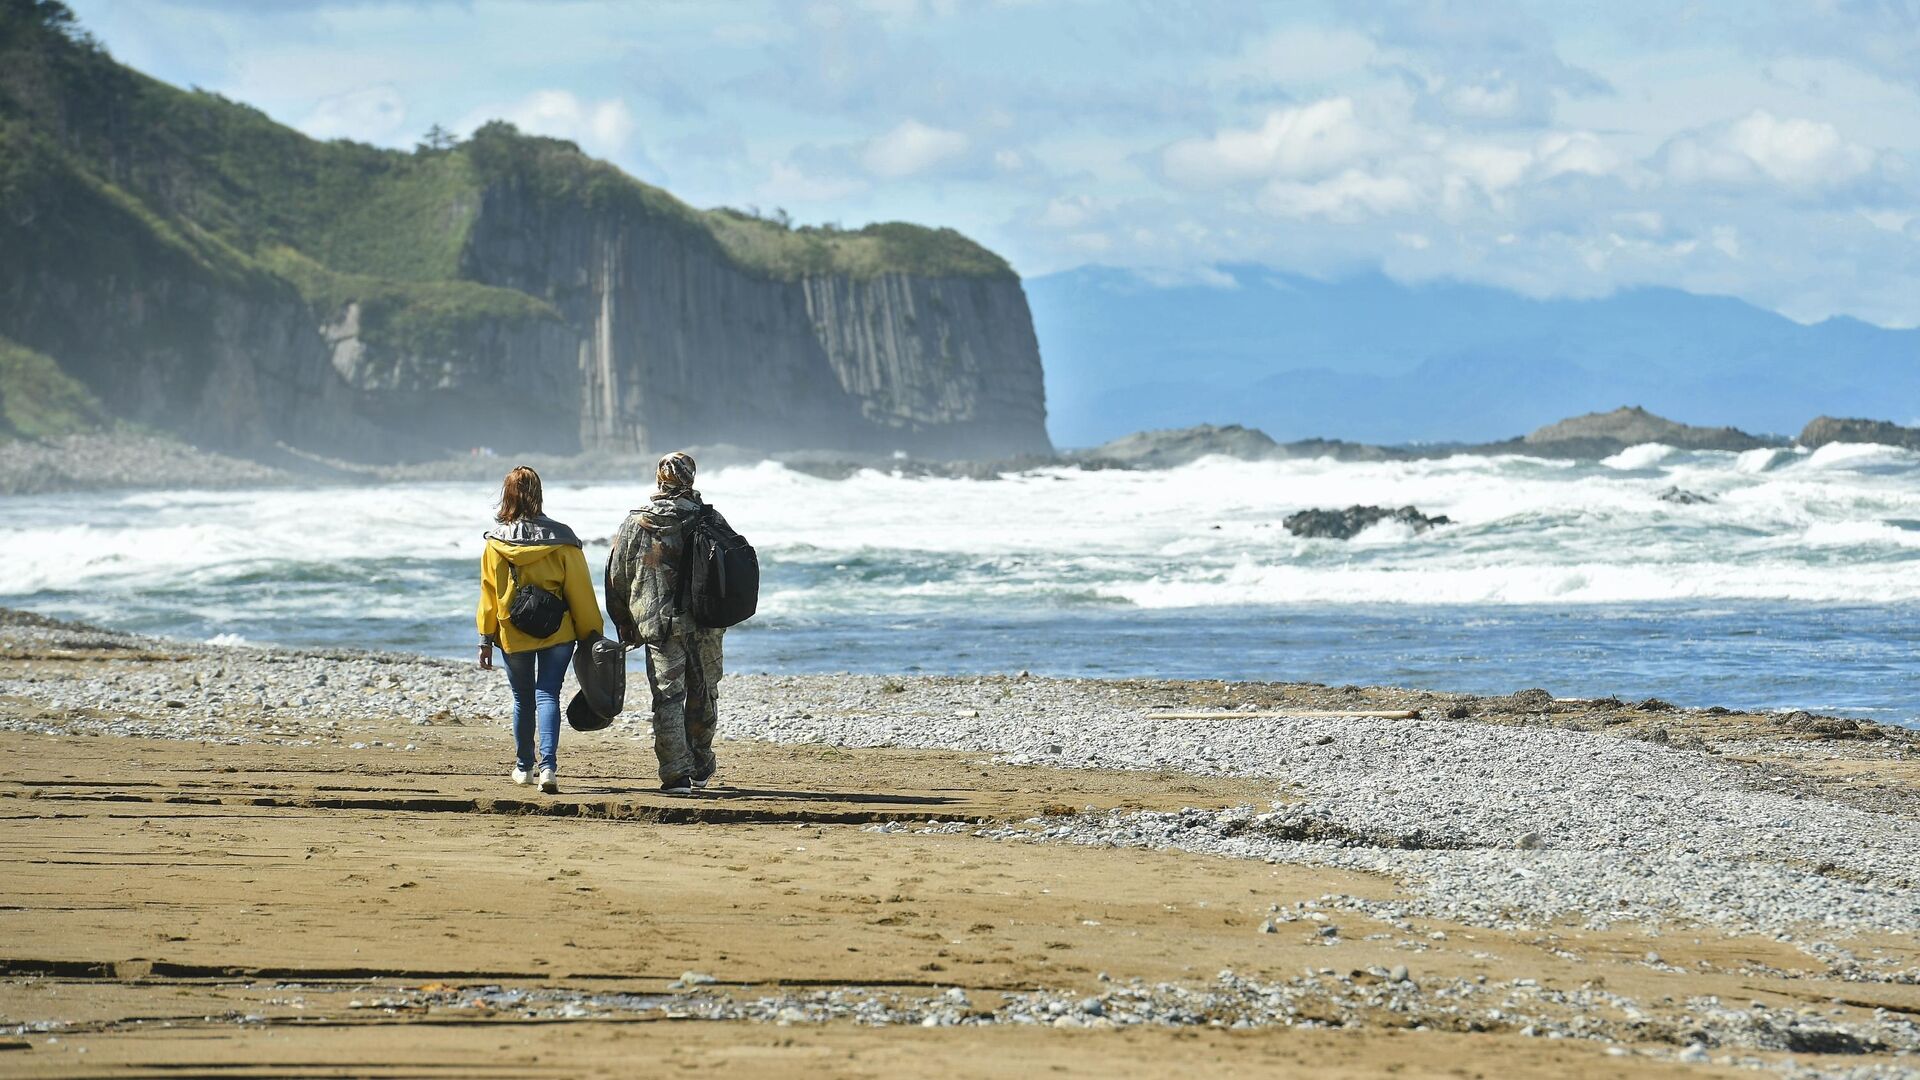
[456,186,1051,456]
[802,273,1050,456]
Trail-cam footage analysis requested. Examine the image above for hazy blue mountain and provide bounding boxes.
[1025,266,1920,448]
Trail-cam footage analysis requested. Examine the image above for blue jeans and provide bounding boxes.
[502,640,574,773]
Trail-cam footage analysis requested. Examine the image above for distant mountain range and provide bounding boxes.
[1025,266,1920,449]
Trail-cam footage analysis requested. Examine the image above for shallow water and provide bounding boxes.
[6,444,1917,726]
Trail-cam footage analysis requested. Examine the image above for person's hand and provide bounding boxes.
[477,642,493,670]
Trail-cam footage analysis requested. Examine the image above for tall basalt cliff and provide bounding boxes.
[0,7,1050,461]
[802,273,1049,456]
[456,181,1050,456]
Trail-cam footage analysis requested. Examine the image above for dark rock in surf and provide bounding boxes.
[1657,486,1715,505]
[1283,505,1452,540]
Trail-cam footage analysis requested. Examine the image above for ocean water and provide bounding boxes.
[4,442,1917,727]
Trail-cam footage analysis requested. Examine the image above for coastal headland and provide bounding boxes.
[1,611,1914,1077]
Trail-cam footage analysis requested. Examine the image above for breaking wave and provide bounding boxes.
[10,443,1920,616]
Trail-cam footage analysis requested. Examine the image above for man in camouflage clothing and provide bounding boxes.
[605,451,729,794]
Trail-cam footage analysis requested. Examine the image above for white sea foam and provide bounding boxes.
[8,448,1920,613]
[1600,443,1676,470]
[1735,447,1790,474]
[1801,520,1920,549]
[1806,442,1917,470]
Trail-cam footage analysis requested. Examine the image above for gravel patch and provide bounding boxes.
[726,677,1919,939]
[14,972,1911,1077]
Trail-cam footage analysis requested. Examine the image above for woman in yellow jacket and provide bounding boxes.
[476,466,604,794]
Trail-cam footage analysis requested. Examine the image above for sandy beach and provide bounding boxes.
[0,609,1915,1078]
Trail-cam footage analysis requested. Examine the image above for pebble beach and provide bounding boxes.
[2,608,1916,1076]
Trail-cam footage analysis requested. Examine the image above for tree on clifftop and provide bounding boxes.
[1,0,87,46]
[416,123,458,154]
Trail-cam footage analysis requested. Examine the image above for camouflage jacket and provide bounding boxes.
[605,493,732,646]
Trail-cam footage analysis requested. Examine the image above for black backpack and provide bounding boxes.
[685,505,758,629]
[506,560,568,639]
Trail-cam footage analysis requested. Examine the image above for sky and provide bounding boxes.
[63,0,1920,328]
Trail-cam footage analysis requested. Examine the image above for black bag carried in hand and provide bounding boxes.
[566,630,626,732]
[687,504,758,629]
[506,560,568,639]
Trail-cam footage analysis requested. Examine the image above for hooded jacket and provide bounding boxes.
[476,515,606,653]
[605,492,731,646]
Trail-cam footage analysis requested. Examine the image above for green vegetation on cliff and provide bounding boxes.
[463,120,1015,281]
[0,334,101,437]
[259,246,562,359]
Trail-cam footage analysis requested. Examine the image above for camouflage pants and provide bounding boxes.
[643,628,724,784]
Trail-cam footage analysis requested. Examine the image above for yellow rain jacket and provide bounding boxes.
[476,515,605,653]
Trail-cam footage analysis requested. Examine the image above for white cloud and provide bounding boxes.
[1433,74,1525,123]
[1861,209,1913,233]
[1444,143,1534,193]
[300,84,407,143]
[757,160,870,204]
[861,119,969,178]
[1259,168,1420,221]
[1533,131,1618,179]
[463,90,637,159]
[1037,195,1095,229]
[1162,98,1376,188]
[1210,26,1378,85]
[1131,265,1241,289]
[1662,109,1875,189]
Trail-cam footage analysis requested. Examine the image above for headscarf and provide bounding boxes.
[655,450,698,499]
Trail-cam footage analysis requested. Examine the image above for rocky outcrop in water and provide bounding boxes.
[1797,417,1920,451]
[1523,406,1779,454]
[1075,408,1793,471]
[1283,505,1452,540]
[1080,424,1276,467]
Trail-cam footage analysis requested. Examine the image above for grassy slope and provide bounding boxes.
[1,5,1013,289]
[0,334,102,438]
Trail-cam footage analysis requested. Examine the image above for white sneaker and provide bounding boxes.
[692,773,713,790]
[511,766,532,785]
[538,768,558,794]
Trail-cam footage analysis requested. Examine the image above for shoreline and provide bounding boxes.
[2,610,1916,1075]
[9,602,1916,732]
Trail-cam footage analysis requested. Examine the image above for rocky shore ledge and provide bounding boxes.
[1,609,1915,1076]
[9,406,1920,495]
